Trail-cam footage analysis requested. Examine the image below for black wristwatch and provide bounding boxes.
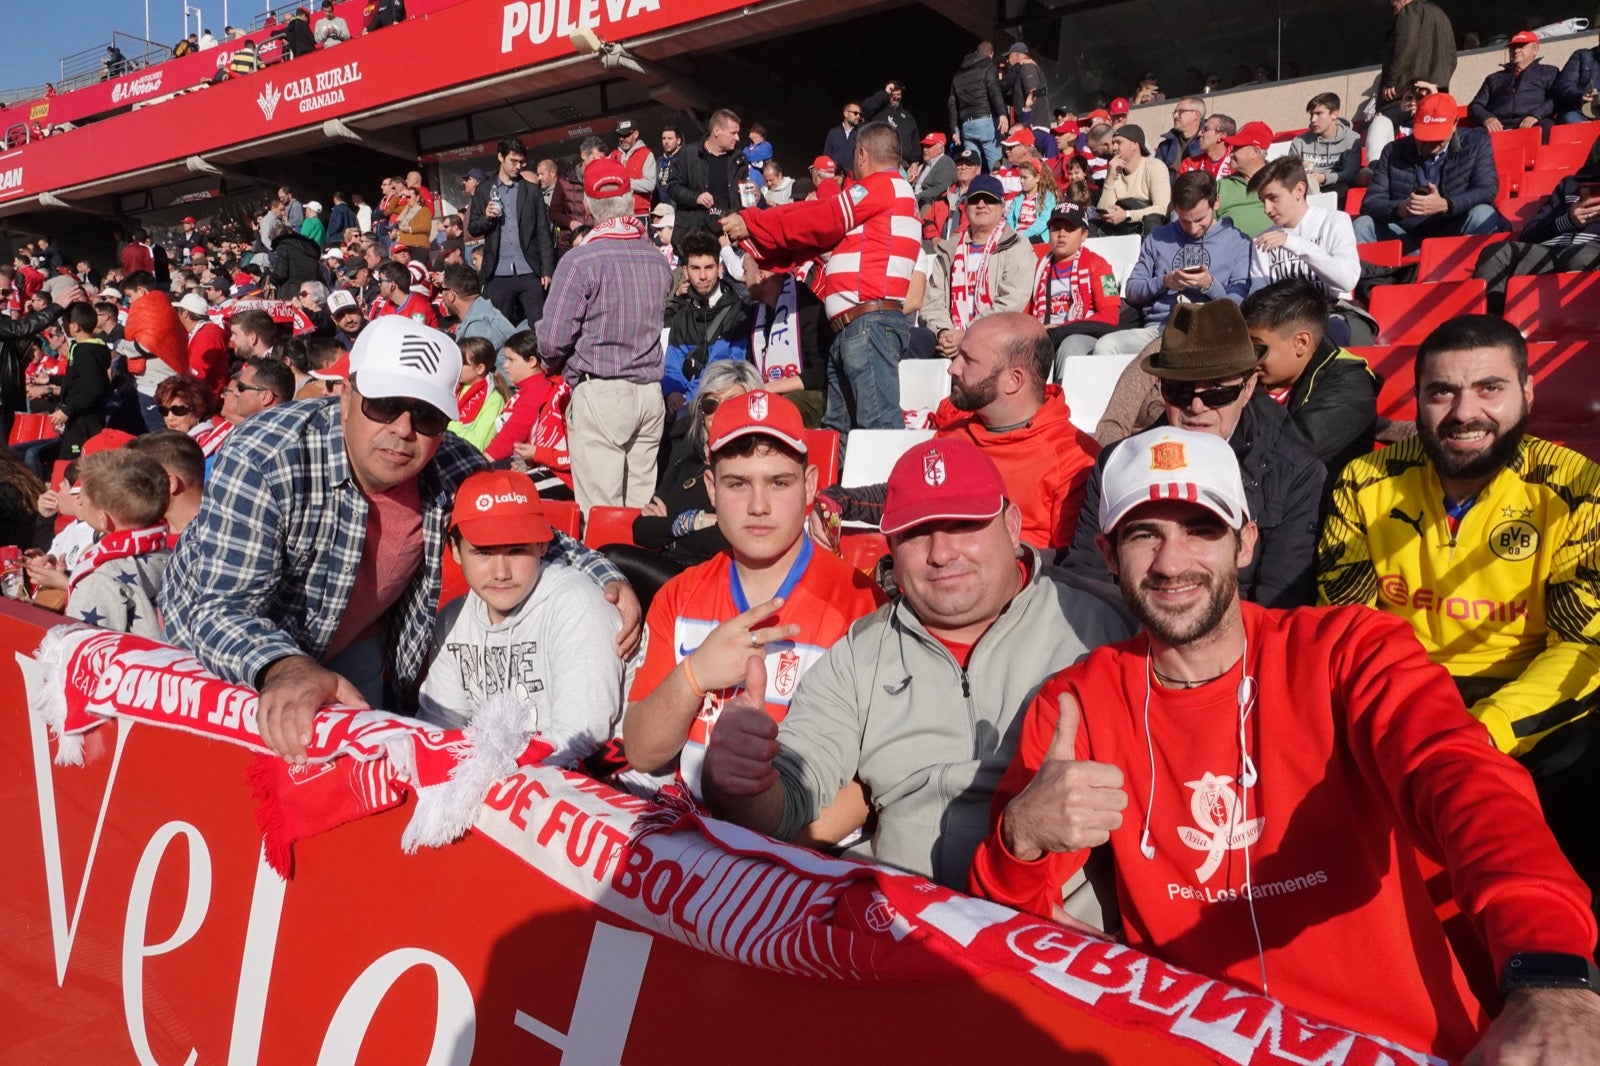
[1499,952,1600,999]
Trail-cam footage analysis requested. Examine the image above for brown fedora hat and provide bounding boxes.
[1140,300,1265,381]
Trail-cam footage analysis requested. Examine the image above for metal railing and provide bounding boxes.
[54,32,171,97]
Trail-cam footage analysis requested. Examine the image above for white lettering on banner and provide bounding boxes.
[258,62,363,123]
[314,949,475,1066]
[513,923,652,1063]
[226,847,288,1066]
[19,646,134,986]
[499,0,664,54]
[111,71,165,104]
[0,167,23,194]
[123,821,213,1066]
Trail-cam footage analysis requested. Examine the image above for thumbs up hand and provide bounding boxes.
[702,655,780,797]
[1000,692,1129,862]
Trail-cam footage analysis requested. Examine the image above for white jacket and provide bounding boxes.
[419,562,624,766]
[1249,204,1361,299]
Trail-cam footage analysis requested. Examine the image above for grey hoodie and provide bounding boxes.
[1289,117,1363,191]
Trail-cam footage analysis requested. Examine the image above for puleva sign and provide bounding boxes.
[499,0,665,52]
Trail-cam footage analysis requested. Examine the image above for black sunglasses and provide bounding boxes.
[360,393,449,437]
[157,404,193,417]
[1159,379,1247,410]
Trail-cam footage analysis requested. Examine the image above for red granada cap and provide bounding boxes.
[1001,126,1035,148]
[1109,97,1130,115]
[450,469,553,547]
[920,132,947,147]
[1412,93,1459,141]
[707,390,807,455]
[1225,120,1274,151]
[880,438,1006,537]
[1508,30,1540,45]
[583,157,630,199]
[810,155,838,177]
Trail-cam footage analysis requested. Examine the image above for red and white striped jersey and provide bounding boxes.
[741,169,921,319]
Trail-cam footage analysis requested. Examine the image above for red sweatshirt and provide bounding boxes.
[971,602,1596,1061]
[929,384,1097,551]
[485,372,571,484]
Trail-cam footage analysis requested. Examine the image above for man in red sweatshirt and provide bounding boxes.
[971,424,1600,1063]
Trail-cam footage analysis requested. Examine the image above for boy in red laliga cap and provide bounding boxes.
[623,389,882,826]
[419,469,625,765]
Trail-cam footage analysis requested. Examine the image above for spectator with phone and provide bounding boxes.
[1473,137,1600,313]
[1554,40,1600,124]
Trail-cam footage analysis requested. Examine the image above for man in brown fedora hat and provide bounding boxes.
[1060,298,1325,607]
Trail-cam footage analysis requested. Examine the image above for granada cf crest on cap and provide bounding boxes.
[923,448,947,486]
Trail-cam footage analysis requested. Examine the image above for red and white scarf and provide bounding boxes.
[948,226,1001,331]
[192,418,235,457]
[1016,193,1040,230]
[584,217,645,242]
[27,624,555,876]
[68,524,168,594]
[456,378,489,424]
[1032,251,1089,326]
[750,276,804,384]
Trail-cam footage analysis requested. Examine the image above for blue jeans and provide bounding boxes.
[1352,203,1509,255]
[960,116,1001,170]
[824,310,908,432]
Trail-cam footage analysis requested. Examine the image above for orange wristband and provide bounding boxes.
[681,656,707,699]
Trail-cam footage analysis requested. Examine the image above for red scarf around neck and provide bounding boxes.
[69,523,169,593]
[584,217,645,242]
[949,225,1002,330]
[457,378,489,424]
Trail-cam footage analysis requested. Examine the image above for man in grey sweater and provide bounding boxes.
[701,438,1128,912]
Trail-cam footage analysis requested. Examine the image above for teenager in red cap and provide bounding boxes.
[623,389,882,828]
[975,424,1600,1063]
[418,469,625,766]
[703,436,1126,891]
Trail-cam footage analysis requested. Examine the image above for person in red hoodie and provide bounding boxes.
[811,312,1097,553]
[484,329,572,495]
[971,424,1600,1064]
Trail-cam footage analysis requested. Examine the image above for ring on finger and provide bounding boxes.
[749,632,760,648]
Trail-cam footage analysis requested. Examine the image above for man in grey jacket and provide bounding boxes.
[701,438,1128,906]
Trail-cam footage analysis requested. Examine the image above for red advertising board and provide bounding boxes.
[0,604,1434,1065]
[0,0,749,207]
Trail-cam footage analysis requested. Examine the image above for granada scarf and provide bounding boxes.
[68,524,168,593]
[750,276,804,384]
[948,225,1001,330]
[456,378,489,424]
[584,217,645,242]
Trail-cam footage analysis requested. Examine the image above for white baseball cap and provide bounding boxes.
[1099,426,1250,532]
[306,200,323,213]
[348,315,462,421]
[327,289,359,315]
[175,292,210,316]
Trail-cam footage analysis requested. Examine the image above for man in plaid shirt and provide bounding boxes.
[161,317,640,761]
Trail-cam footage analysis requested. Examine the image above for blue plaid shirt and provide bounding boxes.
[160,398,621,701]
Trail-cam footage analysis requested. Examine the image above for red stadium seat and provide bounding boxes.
[1532,141,1592,175]
[802,428,841,489]
[544,500,582,539]
[1343,186,1365,215]
[1525,340,1600,437]
[1516,169,1566,204]
[839,531,889,576]
[1356,239,1404,267]
[584,506,642,549]
[1490,126,1541,171]
[1495,156,1520,198]
[1495,194,1543,236]
[1348,345,1418,424]
[1503,272,1600,340]
[1367,279,1486,345]
[1548,122,1600,156]
[1415,233,1509,283]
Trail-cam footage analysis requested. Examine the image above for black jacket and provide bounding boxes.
[0,304,64,420]
[1063,393,1326,607]
[59,338,111,458]
[366,0,406,30]
[282,16,316,59]
[468,176,556,281]
[634,420,728,566]
[1285,339,1381,473]
[1468,61,1559,126]
[862,89,920,164]
[1555,47,1600,114]
[1000,60,1047,116]
[948,51,1005,129]
[666,142,747,243]
[269,230,323,294]
[1361,127,1499,232]
[1381,0,1456,93]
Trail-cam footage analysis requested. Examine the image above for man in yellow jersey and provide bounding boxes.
[1317,314,1600,900]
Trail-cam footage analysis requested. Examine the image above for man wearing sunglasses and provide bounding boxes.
[163,316,640,762]
[1062,299,1325,607]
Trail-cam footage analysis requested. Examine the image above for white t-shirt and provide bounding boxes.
[1249,204,1361,300]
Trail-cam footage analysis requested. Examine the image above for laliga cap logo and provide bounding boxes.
[922,447,947,487]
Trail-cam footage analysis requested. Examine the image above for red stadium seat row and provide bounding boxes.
[1367,271,1600,346]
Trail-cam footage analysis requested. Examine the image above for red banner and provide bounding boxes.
[0,602,1437,1065]
[0,0,747,207]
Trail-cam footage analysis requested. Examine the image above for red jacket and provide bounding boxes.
[120,242,154,277]
[187,321,230,396]
[1027,246,1120,327]
[485,372,571,483]
[972,603,1597,1061]
[930,385,1097,550]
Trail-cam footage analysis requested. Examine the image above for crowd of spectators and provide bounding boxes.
[4,13,1600,1064]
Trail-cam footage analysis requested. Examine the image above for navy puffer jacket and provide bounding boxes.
[1359,127,1499,232]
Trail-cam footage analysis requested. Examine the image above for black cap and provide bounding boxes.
[1116,124,1149,154]
[1047,204,1089,230]
[954,145,983,166]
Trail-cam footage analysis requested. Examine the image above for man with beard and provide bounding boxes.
[1317,314,1600,904]
[809,313,1098,553]
[973,424,1600,1064]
